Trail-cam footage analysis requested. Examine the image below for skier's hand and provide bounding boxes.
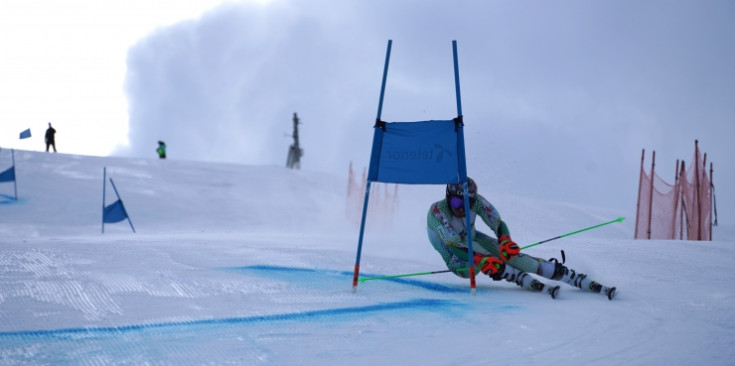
[498,235,520,261]
[473,253,504,277]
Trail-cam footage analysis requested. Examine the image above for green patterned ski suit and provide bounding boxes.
[426,194,541,278]
[427,192,615,298]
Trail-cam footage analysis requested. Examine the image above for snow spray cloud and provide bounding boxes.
[119,1,382,170]
[118,1,735,214]
[118,1,506,171]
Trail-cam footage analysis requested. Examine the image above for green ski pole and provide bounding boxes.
[359,259,488,282]
[520,217,624,250]
[359,269,457,282]
[358,217,624,283]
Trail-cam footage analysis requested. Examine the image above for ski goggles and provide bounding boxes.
[449,196,475,210]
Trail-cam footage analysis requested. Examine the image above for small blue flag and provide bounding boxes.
[103,199,129,223]
[19,129,31,139]
[0,166,14,182]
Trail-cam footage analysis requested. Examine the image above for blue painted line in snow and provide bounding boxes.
[0,193,23,204]
[225,265,467,293]
[0,298,460,341]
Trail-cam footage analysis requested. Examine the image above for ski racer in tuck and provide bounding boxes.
[426,177,616,300]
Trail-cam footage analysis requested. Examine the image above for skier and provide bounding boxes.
[426,177,616,300]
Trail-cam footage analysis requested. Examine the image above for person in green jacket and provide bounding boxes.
[156,141,166,159]
[426,177,616,300]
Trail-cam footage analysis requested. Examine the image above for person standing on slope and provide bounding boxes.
[45,122,57,152]
[156,141,166,159]
[426,177,616,300]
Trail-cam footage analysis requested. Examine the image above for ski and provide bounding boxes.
[547,285,561,299]
[603,286,617,301]
[529,279,560,299]
[589,282,616,300]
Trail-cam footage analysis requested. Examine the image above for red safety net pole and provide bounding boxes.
[634,149,645,239]
[679,161,686,240]
[695,141,702,240]
[709,162,714,240]
[646,151,656,239]
[672,159,680,240]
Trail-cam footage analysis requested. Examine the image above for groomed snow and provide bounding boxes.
[1,150,733,365]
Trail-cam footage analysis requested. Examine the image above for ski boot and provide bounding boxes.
[549,257,616,301]
[530,279,561,299]
[497,266,560,299]
[589,282,617,300]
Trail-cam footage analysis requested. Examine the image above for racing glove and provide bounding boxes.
[473,253,505,278]
[498,235,520,261]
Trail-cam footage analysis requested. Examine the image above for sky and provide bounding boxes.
[1,0,733,222]
[1,151,733,364]
[0,0,236,155]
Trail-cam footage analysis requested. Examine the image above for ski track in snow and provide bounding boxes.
[0,263,485,365]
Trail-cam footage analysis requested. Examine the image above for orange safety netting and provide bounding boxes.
[346,162,399,229]
[635,141,713,240]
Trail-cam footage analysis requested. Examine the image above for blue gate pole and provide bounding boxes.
[353,180,373,291]
[453,40,463,118]
[375,40,392,121]
[102,167,106,233]
[453,40,476,293]
[353,39,392,292]
[109,178,136,233]
[11,149,17,201]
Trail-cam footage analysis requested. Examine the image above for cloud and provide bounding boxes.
[118,0,735,220]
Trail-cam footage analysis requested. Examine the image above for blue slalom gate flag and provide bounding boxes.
[367,120,462,184]
[352,40,478,293]
[103,199,128,223]
[102,167,136,233]
[19,129,31,139]
[0,148,18,200]
[0,166,15,182]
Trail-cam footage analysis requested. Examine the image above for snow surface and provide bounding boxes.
[1,150,734,365]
